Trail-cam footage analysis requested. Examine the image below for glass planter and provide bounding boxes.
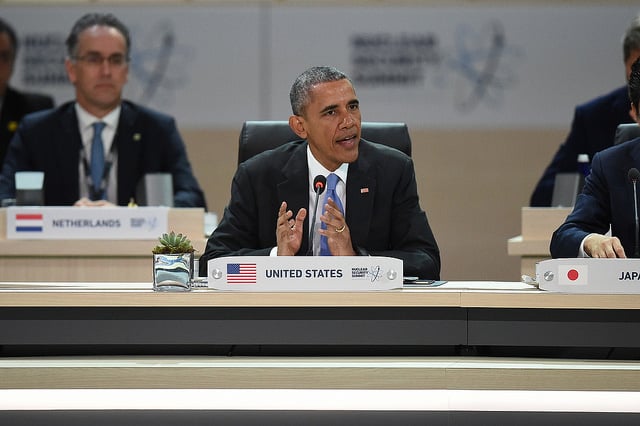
[153,252,193,292]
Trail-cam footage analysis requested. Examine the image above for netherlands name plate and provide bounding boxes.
[206,256,403,291]
[6,206,168,239]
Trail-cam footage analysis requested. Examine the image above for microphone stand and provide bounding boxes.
[634,180,639,258]
[307,176,326,256]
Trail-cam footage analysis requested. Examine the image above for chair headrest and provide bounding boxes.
[614,123,640,145]
[237,121,412,164]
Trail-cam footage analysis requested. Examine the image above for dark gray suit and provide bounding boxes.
[0,100,206,208]
[200,139,440,279]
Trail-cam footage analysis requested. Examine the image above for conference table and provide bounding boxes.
[2,281,640,424]
[2,280,639,355]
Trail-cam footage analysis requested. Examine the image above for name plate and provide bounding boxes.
[536,258,640,294]
[6,206,168,239]
[207,256,403,291]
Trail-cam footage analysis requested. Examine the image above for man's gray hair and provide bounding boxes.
[66,13,131,58]
[289,66,351,116]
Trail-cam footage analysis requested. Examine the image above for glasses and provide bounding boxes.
[72,53,129,68]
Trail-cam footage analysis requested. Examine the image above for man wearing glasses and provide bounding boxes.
[0,13,206,208]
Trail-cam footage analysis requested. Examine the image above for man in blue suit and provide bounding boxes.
[200,66,440,279]
[530,16,640,206]
[0,13,206,208]
[551,57,640,259]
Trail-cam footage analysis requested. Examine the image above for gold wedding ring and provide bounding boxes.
[335,224,346,233]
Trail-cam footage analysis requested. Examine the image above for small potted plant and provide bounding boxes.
[152,231,195,291]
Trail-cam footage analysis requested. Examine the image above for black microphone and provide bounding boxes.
[629,168,640,257]
[307,175,326,256]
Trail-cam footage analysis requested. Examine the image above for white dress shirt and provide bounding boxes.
[306,146,348,255]
[270,146,349,256]
[75,103,120,203]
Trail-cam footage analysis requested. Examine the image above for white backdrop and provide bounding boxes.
[2,4,639,128]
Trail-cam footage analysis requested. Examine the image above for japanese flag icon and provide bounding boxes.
[558,264,588,286]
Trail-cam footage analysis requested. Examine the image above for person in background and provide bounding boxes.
[550,57,640,259]
[530,15,640,207]
[0,17,54,165]
[199,66,440,279]
[0,13,206,208]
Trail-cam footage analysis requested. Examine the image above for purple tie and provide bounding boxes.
[320,173,344,256]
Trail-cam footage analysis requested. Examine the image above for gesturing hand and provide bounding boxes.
[276,201,307,256]
[318,197,355,256]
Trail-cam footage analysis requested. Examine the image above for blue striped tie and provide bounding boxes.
[320,173,344,256]
[91,122,106,200]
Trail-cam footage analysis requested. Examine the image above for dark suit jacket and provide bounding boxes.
[0,100,206,208]
[0,86,54,164]
[530,86,633,206]
[200,139,440,279]
[550,137,640,258]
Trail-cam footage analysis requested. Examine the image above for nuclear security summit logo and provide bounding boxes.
[350,19,522,113]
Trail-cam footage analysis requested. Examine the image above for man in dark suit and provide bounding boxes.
[530,15,640,207]
[0,13,205,208]
[0,17,54,164]
[199,66,440,279]
[550,57,640,259]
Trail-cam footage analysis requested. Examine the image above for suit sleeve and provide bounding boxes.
[530,105,585,206]
[163,118,207,208]
[550,152,611,258]
[199,163,273,276]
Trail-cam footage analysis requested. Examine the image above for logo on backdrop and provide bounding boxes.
[350,20,522,112]
[21,33,67,85]
[128,20,193,106]
[19,20,192,107]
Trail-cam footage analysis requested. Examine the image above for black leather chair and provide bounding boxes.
[614,123,640,145]
[237,121,412,164]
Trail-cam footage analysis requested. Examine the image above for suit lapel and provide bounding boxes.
[346,141,375,247]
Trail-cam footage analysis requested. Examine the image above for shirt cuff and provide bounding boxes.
[578,233,597,258]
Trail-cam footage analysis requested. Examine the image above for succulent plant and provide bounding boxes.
[152,231,194,254]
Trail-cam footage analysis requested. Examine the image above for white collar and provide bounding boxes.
[306,145,349,182]
[75,103,121,131]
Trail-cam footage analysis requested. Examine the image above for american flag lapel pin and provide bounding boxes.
[360,187,369,194]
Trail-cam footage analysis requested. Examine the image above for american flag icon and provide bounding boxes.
[227,263,257,284]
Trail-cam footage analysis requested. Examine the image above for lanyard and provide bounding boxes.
[81,140,117,200]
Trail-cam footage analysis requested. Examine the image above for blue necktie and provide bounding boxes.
[320,173,344,256]
[90,122,106,200]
